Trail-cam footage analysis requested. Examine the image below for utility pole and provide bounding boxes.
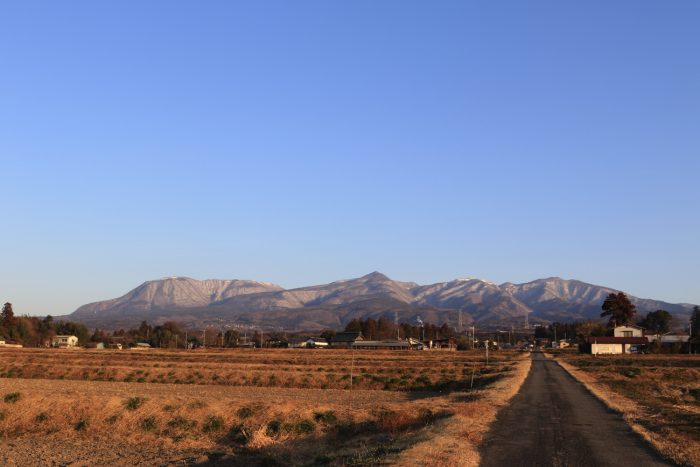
[185,332,188,350]
[203,329,206,349]
[349,346,355,391]
[394,311,400,340]
[472,326,475,350]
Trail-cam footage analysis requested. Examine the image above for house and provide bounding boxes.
[108,343,123,350]
[266,338,289,348]
[131,342,151,350]
[552,340,571,349]
[330,332,364,348]
[587,336,648,355]
[423,338,456,351]
[84,342,105,349]
[305,337,329,348]
[614,324,645,338]
[0,339,23,348]
[52,335,79,348]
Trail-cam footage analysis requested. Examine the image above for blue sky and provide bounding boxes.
[1,1,698,315]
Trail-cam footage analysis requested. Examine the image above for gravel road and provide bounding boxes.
[479,352,672,467]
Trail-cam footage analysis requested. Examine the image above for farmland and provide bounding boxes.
[553,353,700,466]
[0,348,529,466]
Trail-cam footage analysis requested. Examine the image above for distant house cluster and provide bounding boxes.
[276,332,456,351]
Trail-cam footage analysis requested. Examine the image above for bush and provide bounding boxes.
[168,416,197,431]
[140,416,158,432]
[4,392,21,403]
[236,406,254,419]
[313,411,337,424]
[293,419,315,434]
[226,424,250,445]
[202,415,224,433]
[266,419,281,436]
[34,412,49,423]
[75,419,89,431]
[124,397,146,411]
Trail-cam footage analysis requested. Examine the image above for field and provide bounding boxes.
[0,348,529,466]
[554,353,700,466]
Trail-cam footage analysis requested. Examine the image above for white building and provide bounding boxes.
[613,324,645,338]
[52,335,79,348]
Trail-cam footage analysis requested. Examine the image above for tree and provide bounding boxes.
[639,310,672,336]
[1,302,15,327]
[690,306,700,346]
[344,319,361,333]
[223,329,240,347]
[601,292,636,327]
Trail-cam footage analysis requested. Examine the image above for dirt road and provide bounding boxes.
[479,353,671,467]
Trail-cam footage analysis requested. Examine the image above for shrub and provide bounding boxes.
[293,419,315,434]
[140,416,158,432]
[168,416,197,430]
[266,419,281,436]
[226,424,250,445]
[202,415,224,433]
[0,410,6,421]
[4,392,21,403]
[236,406,254,419]
[313,411,337,424]
[618,367,642,378]
[75,419,89,431]
[34,412,49,423]
[124,397,146,411]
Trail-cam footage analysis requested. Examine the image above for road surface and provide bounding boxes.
[479,352,671,467]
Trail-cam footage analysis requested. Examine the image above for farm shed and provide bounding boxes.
[351,339,423,350]
[329,332,364,348]
[587,336,648,355]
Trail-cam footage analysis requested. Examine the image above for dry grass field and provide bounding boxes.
[554,353,700,466]
[0,348,529,466]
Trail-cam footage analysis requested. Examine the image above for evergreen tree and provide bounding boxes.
[1,302,15,327]
[601,292,636,327]
[690,306,700,346]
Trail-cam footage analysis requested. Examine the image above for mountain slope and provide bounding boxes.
[65,273,696,330]
[71,277,283,318]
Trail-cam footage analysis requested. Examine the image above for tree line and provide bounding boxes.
[342,317,456,341]
[0,302,91,346]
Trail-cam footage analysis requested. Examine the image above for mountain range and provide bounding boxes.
[65,272,696,331]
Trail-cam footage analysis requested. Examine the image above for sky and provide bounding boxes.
[1,1,698,316]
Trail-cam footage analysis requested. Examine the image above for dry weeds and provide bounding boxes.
[0,348,527,465]
[392,354,532,467]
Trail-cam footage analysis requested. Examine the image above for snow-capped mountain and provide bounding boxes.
[65,273,696,330]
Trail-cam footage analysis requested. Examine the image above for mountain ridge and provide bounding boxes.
[65,273,696,331]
